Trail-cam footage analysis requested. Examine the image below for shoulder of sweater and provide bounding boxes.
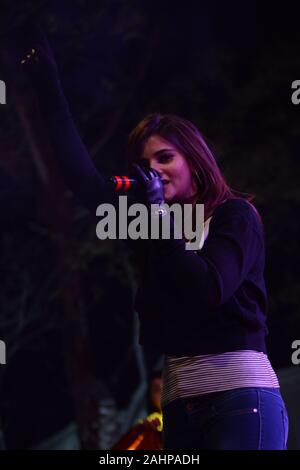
[211,198,264,236]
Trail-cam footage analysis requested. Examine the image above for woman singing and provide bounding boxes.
[18,27,288,450]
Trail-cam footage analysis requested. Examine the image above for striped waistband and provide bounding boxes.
[161,350,279,408]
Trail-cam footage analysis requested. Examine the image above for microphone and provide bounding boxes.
[109,175,137,191]
[109,168,162,191]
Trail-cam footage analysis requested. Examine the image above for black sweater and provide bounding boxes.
[39,104,269,357]
[136,198,268,356]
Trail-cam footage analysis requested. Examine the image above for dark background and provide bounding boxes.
[0,0,299,449]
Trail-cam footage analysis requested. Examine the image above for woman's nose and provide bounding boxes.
[149,162,163,177]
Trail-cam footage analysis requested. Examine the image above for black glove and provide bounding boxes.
[131,163,165,209]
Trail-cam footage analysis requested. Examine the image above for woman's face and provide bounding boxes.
[140,134,198,203]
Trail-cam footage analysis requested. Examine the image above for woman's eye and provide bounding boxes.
[159,154,173,163]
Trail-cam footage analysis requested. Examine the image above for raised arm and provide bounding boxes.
[18,26,118,214]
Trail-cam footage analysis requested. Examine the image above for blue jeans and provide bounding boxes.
[162,387,289,450]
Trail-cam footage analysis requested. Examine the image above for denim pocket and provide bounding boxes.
[213,407,259,419]
[184,389,259,418]
[200,404,261,450]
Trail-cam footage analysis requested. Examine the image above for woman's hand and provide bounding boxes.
[11,23,65,111]
[20,26,58,81]
[131,163,165,208]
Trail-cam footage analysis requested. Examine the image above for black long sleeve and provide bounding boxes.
[149,199,264,311]
[45,107,117,214]
[136,198,268,355]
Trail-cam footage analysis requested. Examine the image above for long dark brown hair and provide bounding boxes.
[127,113,262,223]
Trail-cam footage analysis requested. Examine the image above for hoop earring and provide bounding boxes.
[193,171,202,187]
